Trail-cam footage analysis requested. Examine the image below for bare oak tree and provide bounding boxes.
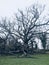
[14,4,48,55]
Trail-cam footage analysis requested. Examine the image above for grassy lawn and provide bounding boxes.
[0,54,49,65]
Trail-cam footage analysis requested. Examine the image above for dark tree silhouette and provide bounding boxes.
[14,4,47,55]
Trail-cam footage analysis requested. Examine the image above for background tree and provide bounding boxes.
[0,18,17,54]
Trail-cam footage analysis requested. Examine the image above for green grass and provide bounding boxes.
[0,54,49,65]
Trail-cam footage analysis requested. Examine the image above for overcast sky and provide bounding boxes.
[0,0,49,20]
